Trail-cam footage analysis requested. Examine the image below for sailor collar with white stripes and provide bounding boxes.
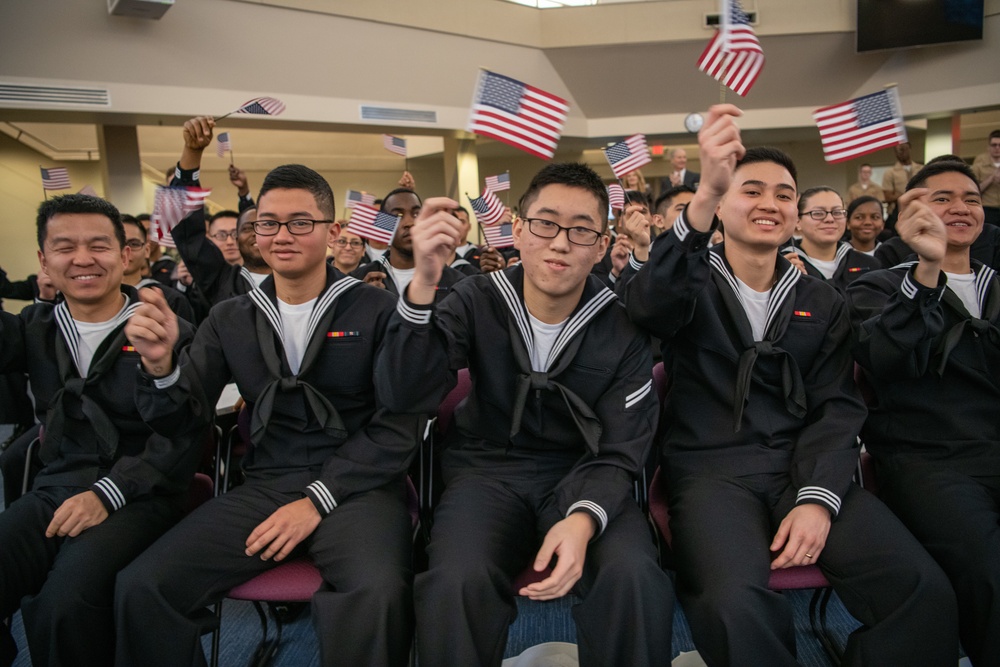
[54,291,141,376]
[489,267,619,373]
[248,274,362,348]
[708,249,802,338]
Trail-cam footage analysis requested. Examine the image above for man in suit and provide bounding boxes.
[659,148,700,195]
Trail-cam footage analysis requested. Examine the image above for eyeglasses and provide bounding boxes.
[335,239,364,248]
[124,239,146,250]
[253,219,332,236]
[801,209,847,221]
[524,218,603,246]
[209,230,239,241]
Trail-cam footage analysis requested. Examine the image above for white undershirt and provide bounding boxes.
[528,313,568,372]
[802,254,838,280]
[277,297,317,374]
[945,271,981,318]
[72,298,128,377]
[735,278,772,342]
[366,246,387,262]
[390,266,416,297]
[249,272,269,288]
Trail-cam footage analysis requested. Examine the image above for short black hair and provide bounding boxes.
[237,206,257,231]
[926,154,965,166]
[906,160,978,192]
[380,188,421,212]
[735,147,798,186]
[135,213,151,224]
[209,210,240,225]
[846,195,882,220]
[122,215,147,243]
[518,163,610,229]
[990,129,1000,142]
[797,186,841,216]
[654,185,696,216]
[36,194,125,251]
[257,164,335,219]
[456,206,469,216]
[623,190,651,209]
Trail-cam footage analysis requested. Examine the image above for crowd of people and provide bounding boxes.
[0,110,998,667]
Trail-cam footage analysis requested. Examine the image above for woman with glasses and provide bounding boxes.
[330,227,367,274]
[783,186,881,294]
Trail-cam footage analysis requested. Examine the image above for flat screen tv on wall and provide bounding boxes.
[857,0,984,53]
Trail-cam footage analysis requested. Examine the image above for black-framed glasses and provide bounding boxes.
[209,230,239,241]
[335,239,365,248]
[524,218,603,246]
[801,209,847,221]
[253,219,332,236]
[124,239,146,250]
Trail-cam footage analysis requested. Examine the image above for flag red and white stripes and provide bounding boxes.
[40,167,71,190]
[697,0,764,97]
[607,184,625,210]
[468,190,507,226]
[485,172,511,192]
[233,96,286,116]
[467,70,569,161]
[813,88,908,163]
[216,132,232,158]
[604,134,651,179]
[382,135,408,157]
[347,204,401,244]
[151,186,211,248]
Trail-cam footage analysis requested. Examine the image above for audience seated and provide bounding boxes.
[845,195,885,257]
[376,162,674,667]
[622,106,957,667]
[115,165,422,667]
[0,194,200,667]
[847,159,1000,666]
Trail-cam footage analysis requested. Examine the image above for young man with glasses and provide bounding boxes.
[377,162,674,666]
[168,117,272,306]
[119,216,195,322]
[116,164,423,667]
[622,105,956,666]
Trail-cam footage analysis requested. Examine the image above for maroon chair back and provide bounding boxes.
[437,368,471,433]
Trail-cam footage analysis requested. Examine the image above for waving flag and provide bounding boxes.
[483,221,515,249]
[348,204,400,244]
[607,184,626,210]
[485,172,511,192]
[467,70,569,160]
[382,135,407,157]
[468,190,507,226]
[216,132,232,158]
[151,186,211,248]
[345,189,376,209]
[233,96,286,116]
[604,134,651,179]
[697,0,764,97]
[40,167,71,190]
[813,88,908,163]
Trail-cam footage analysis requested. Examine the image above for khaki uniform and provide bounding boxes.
[972,153,1000,209]
[882,161,923,213]
[847,181,885,203]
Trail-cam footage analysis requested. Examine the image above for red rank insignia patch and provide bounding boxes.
[793,311,812,317]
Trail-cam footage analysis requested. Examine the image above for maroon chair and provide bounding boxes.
[209,401,421,667]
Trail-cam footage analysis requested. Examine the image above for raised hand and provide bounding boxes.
[896,188,948,288]
[621,204,651,261]
[229,164,250,197]
[687,105,745,232]
[182,116,215,152]
[409,197,462,304]
[126,287,179,377]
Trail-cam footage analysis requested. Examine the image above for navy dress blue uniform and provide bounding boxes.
[623,212,958,667]
[0,287,199,667]
[848,261,1000,666]
[377,265,674,667]
[115,266,423,667]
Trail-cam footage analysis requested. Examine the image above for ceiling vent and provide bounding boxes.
[0,83,111,107]
[360,106,437,123]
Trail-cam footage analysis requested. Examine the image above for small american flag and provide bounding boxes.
[216,132,232,158]
[151,186,211,248]
[467,70,569,161]
[468,190,507,226]
[233,96,286,116]
[604,134,651,179]
[813,88,908,164]
[607,184,626,210]
[347,204,400,244]
[345,189,376,209]
[697,0,764,97]
[382,135,408,157]
[484,172,511,192]
[483,222,515,249]
[40,167,71,190]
